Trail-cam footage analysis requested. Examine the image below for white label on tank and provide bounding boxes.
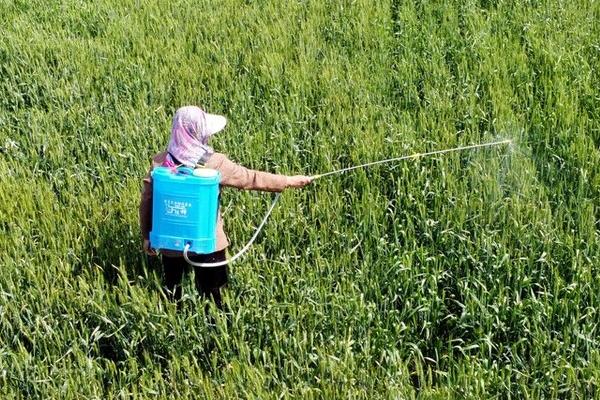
[164,200,192,217]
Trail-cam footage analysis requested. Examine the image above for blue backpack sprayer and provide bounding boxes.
[149,166,221,254]
[149,139,511,267]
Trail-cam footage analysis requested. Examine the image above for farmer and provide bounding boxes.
[139,105,312,309]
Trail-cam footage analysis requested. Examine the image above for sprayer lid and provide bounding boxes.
[192,168,219,177]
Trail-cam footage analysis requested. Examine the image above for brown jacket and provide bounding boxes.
[140,151,288,256]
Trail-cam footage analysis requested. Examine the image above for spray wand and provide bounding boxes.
[184,139,512,267]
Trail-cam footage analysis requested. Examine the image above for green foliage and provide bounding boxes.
[0,0,598,397]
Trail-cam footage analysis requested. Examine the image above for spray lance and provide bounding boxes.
[148,139,511,267]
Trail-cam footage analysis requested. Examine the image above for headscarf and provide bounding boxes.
[165,106,226,167]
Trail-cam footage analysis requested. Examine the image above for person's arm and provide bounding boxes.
[139,170,156,255]
[205,153,311,191]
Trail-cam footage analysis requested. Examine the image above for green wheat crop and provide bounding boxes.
[1,0,599,398]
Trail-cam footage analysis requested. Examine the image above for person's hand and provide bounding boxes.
[143,239,157,256]
[286,175,313,189]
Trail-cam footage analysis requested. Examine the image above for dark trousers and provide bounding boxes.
[162,250,228,309]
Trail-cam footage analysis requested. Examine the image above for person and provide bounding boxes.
[139,105,312,309]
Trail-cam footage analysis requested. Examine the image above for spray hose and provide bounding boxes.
[183,139,511,267]
[183,192,281,268]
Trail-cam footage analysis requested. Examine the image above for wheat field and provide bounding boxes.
[0,0,599,398]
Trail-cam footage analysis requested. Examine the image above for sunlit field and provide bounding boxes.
[1,0,599,397]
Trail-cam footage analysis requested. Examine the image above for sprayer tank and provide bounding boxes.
[149,166,220,254]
